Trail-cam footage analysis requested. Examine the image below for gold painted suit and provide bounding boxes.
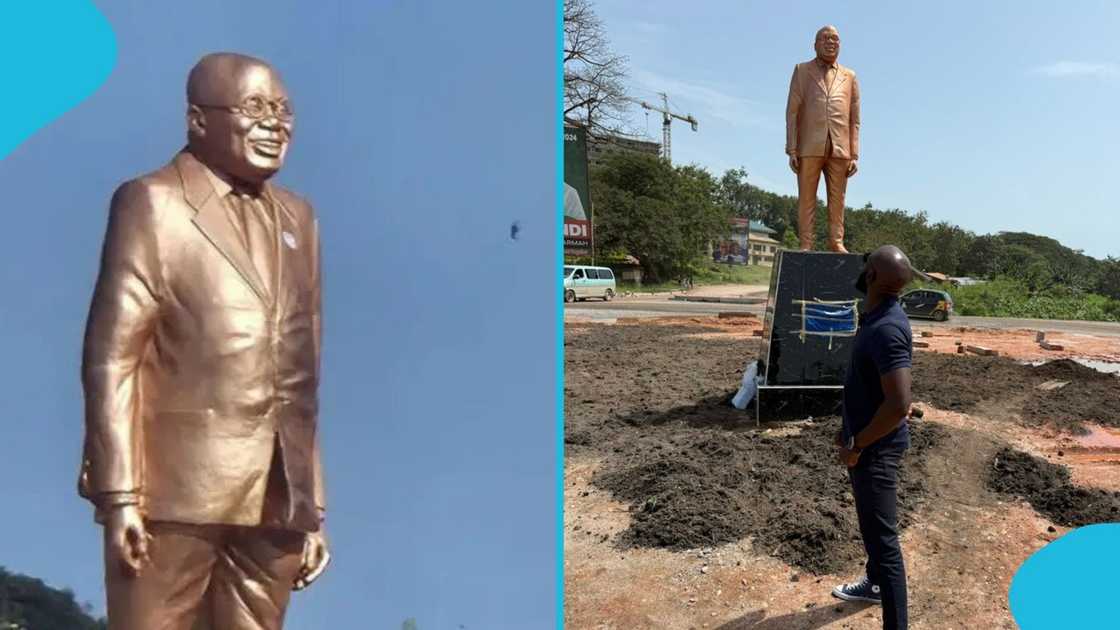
[785,59,860,161]
[79,149,325,533]
[785,58,861,251]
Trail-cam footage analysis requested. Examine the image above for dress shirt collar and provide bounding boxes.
[191,151,264,198]
[816,57,839,71]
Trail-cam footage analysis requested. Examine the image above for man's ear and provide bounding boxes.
[187,105,206,138]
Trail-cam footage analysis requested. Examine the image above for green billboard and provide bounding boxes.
[563,125,592,255]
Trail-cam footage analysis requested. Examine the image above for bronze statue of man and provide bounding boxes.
[785,25,861,253]
[79,52,329,629]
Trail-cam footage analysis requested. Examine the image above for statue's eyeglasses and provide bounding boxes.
[194,95,294,121]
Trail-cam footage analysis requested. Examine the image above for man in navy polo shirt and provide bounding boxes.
[831,245,916,630]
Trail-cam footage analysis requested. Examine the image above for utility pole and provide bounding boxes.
[590,201,596,265]
[744,204,751,266]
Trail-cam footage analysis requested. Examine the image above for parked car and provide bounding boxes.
[900,288,953,321]
[723,254,746,264]
[563,265,617,303]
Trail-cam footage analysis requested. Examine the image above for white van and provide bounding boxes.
[563,265,617,303]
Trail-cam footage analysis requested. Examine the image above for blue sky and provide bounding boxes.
[596,0,1120,259]
[0,1,555,628]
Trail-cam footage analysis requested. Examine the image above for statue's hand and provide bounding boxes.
[293,529,331,591]
[788,154,800,174]
[106,504,151,577]
[847,160,858,177]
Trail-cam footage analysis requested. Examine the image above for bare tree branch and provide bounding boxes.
[563,0,631,138]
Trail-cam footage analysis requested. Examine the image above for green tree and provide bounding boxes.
[927,221,974,276]
[1096,257,1120,300]
[992,244,1053,291]
[959,234,1005,278]
[0,567,106,630]
[402,618,419,630]
[843,204,937,267]
[993,232,1102,291]
[781,228,799,250]
[591,151,730,282]
[718,168,751,232]
[740,183,795,241]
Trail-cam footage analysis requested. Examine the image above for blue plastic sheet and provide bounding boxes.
[802,303,857,334]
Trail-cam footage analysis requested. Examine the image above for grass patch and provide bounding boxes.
[618,263,774,293]
[618,281,681,294]
[914,277,1120,322]
[693,262,774,286]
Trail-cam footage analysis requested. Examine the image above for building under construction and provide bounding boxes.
[586,132,661,169]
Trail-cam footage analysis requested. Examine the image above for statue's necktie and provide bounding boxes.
[232,192,275,297]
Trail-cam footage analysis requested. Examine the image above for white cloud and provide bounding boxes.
[1031,61,1119,78]
[631,68,771,129]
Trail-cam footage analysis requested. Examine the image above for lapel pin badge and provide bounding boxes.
[283,231,298,249]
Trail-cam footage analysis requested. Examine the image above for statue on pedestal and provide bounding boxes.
[79,52,330,630]
[785,25,861,253]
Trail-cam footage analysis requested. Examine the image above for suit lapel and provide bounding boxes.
[176,152,271,304]
[831,68,848,94]
[265,186,310,295]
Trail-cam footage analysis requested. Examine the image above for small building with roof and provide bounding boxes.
[713,219,782,266]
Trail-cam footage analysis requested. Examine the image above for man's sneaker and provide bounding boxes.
[831,575,881,604]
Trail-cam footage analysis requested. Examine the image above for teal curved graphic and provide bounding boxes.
[0,2,116,159]
[1009,523,1120,629]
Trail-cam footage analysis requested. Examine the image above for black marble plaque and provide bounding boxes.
[758,250,865,386]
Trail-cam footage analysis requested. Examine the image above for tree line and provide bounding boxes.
[0,567,105,630]
[587,150,1120,306]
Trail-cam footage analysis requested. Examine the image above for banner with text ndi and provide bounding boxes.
[563,125,592,256]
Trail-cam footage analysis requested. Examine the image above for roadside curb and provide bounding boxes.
[670,295,767,305]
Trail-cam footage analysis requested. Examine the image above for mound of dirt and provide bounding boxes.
[565,320,1117,575]
[1030,358,1111,382]
[1021,361,1120,434]
[593,419,947,575]
[1021,381,1120,434]
[912,353,1120,433]
[987,448,1120,526]
[911,352,1035,412]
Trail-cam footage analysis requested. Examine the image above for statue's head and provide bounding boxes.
[814,26,840,64]
[186,53,293,185]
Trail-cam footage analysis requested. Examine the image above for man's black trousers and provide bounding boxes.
[849,445,908,630]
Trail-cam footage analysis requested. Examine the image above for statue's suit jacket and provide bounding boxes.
[79,149,325,533]
[785,59,861,161]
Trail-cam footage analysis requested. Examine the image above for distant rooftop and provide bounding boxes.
[729,218,777,234]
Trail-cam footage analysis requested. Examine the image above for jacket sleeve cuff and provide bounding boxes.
[95,491,141,509]
[91,490,140,511]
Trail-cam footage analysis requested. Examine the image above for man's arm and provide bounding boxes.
[785,64,802,158]
[854,368,911,449]
[296,212,331,592]
[854,323,911,450]
[849,72,860,162]
[80,181,162,508]
[310,214,326,519]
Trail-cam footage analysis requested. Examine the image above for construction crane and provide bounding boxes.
[635,92,698,164]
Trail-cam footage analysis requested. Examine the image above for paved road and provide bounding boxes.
[566,298,760,319]
[566,298,1120,337]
